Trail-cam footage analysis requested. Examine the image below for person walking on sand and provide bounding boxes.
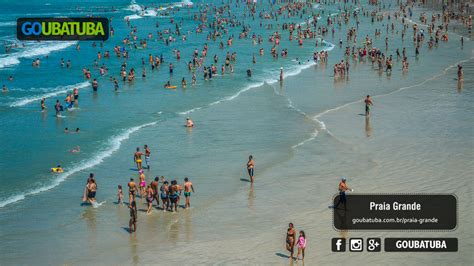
[183,177,195,209]
[286,223,296,260]
[296,231,306,261]
[334,176,352,210]
[247,155,255,182]
[134,147,143,170]
[364,95,373,117]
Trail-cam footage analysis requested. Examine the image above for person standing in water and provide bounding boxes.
[457,65,463,81]
[134,147,143,170]
[334,176,351,210]
[183,177,195,209]
[54,100,62,117]
[86,178,97,206]
[128,178,137,204]
[144,144,151,170]
[279,67,284,82]
[41,98,47,111]
[364,95,373,116]
[151,177,160,207]
[247,155,255,182]
[286,223,297,260]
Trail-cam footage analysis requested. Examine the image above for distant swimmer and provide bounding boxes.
[183,177,195,209]
[70,146,80,153]
[279,67,284,82]
[92,79,98,92]
[185,118,194,127]
[364,95,373,117]
[134,147,143,170]
[334,176,352,210]
[247,155,255,183]
[2,85,7,93]
[51,165,64,173]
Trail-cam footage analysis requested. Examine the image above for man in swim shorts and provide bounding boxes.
[134,147,143,170]
[183,177,195,209]
[247,155,255,182]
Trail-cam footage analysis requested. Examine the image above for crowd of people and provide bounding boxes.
[3,0,468,260]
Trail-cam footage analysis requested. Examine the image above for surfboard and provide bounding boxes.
[165,85,177,89]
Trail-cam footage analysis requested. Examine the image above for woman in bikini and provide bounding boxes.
[146,185,154,214]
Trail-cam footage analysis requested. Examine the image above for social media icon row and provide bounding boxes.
[332,238,381,252]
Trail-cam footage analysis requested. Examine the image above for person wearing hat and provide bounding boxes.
[334,176,351,210]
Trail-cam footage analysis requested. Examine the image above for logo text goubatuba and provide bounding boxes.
[17,18,109,41]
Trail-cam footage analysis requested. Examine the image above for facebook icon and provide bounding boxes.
[332,238,346,252]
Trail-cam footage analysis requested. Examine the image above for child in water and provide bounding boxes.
[296,231,306,261]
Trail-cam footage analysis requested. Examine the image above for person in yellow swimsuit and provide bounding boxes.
[134,147,143,170]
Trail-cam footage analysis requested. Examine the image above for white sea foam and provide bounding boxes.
[0,41,76,69]
[9,81,90,107]
[0,121,157,208]
[124,0,193,20]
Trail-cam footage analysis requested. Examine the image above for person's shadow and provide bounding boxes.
[240,178,251,182]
